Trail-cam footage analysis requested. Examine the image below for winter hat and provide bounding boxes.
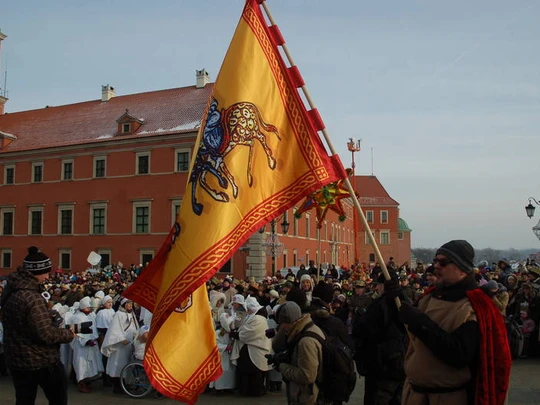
[23,246,52,275]
[312,281,334,305]
[269,289,279,299]
[485,280,499,291]
[276,301,302,324]
[94,290,105,300]
[121,297,133,306]
[285,286,307,309]
[425,265,436,275]
[79,296,92,310]
[435,240,475,274]
[245,296,262,314]
[101,295,113,305]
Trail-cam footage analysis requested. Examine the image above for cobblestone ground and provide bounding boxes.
[0,358,538,404]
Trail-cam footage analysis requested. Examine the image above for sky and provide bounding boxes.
[1,0,540,250]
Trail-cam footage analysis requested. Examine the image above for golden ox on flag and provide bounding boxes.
[124,0,346,402]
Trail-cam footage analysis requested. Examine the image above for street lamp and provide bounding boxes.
[259,215,290,276]
[347,137,361,264]
[524,197,540,242]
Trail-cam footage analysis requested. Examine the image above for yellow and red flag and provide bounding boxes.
[124,0,346,403]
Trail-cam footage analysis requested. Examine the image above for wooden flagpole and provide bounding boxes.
[260,1,400,307]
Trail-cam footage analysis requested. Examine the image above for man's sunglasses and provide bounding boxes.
[433,257,453,267]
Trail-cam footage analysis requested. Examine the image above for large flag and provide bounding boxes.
[124,0,346,403]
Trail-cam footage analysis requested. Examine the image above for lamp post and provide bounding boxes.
[525,197,540,241]
[259,215,290,276]
[347,137,361,264]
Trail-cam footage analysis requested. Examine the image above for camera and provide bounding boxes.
[65,321,93,334]
[265,350,290,367]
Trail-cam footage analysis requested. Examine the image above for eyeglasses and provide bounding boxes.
[433,257,453,267]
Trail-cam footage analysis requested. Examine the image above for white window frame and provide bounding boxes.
[32,162,44,183]
[293,208,298,236]
[175,148,191,173]
[93,156,107,178]
[122,123,131,134]
[305,214,310,239]
[171,199,182,224]
[28,207,44,235]
[398,231,404,240]
[97,249,112,268]
[58,204,74,235]
[1,248,12,268]
[58,249,71,271]
[136,152,150,175]
[62,159,74,181]
[4,165,15,185]
[380,230,390,245]
[366,210,374,223]
[365,230,376,244]
[381,210,389,224]
[0,206,15,236]
[293,249,298,266]
[140,250,155,267]
[133,201,151,234]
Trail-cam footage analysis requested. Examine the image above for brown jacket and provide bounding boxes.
[1,270,73,370]
[279,314,324,405]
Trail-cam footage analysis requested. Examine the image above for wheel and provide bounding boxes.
[120,362,153,398]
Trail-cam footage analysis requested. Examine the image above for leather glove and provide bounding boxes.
[265,328,276,339]
[384,279,401,301]
[398,302,427,326]
[229,330,240,340]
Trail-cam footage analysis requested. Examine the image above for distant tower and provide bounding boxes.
[0,29,8,114]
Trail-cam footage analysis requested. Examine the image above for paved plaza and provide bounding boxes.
[0,358,539,404]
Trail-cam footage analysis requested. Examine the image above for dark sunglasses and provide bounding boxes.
[433,257,453,267]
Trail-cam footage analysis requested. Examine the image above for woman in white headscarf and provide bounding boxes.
[209,292,226,329]
[230,296,271,396]
[209,313,236,392]
[101,297,139,394]
[300,274,315,306]
[68,296,104,393]
[229,294,247,329]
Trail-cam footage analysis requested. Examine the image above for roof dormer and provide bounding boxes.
[0,130,16,149]
[116,109,145,135]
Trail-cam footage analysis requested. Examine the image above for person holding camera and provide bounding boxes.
[0,246,75,405]
[271,301,324,405]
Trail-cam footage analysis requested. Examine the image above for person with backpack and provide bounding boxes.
[272,301,324,405]
[353,273,407,405]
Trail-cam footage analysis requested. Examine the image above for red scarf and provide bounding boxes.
[466,289,511,405]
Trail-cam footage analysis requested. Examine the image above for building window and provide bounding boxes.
[293,250,298,266]
[305,251,310,264]
[59,250,71,270]
[305,215,310,239]
[140,251,154,267]
[97,250,111,268]
[4,166,14,185]
[1,208,14,235]
[171,199,182,224]
[380,231,390,245]
[283,252,288,268]
[398,231,404,240]
[90,204,107,235]
[365,230,375,244]
[62,160,73,180]
[366,210,374,223]
[29,208,43,235]
[122,123,131,134]
[324,221,328,241]
[94,157,106,178]
[293,208,298,236]
[137,153,150,175]
[32,163,43,183]
[59,207,73,235]
[1,249,12,268]
[175,149,190,172]
[381,210,388,224]
[369,253,375,262]
[133,202,151,234]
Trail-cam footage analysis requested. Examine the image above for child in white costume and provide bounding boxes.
[209,313,236,391]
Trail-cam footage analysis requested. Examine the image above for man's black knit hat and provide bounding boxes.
[435,240,475,274]
[23,246,52,275]
[312,280,334,305]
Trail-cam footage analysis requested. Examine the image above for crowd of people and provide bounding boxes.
[1,241,536,404]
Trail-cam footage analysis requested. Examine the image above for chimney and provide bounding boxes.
[0,95,7,115]
[196,69,210,88]
[101,84,116,102]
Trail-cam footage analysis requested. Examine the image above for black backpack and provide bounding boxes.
[300,330,357,403]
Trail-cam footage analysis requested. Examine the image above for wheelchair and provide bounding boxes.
[120,360,162,398]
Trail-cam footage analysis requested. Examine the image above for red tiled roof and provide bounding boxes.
[355,175,399,206]
[0,85,214,152]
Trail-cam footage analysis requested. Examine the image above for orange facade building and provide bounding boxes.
[0,32,410,278]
